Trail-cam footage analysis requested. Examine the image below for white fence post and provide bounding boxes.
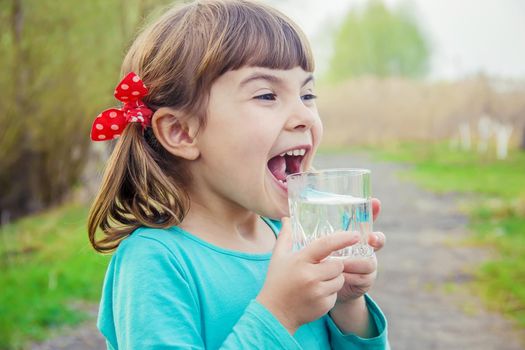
[459,122,471,151]
[477,115,493,153]
[494,122,513,160]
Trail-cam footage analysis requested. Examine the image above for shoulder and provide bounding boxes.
[111,226,191,277]
[116,227,175,257]
[101,227,202,300]
[117,226,191,256]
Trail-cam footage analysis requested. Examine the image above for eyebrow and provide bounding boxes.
[239,72,315,89]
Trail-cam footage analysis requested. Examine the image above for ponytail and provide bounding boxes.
[88,124,189,253]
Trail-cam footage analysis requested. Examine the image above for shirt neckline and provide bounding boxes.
[167,217,279,261]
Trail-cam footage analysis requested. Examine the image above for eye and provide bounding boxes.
[301,93,317,101]
[254,93,277,101]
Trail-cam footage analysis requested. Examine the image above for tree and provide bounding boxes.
[327,0,430,81]
[0,0,177,222]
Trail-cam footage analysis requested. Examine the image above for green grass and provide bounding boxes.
[365,142,525,198]
[0,204,110,349]
[366,141,525,327]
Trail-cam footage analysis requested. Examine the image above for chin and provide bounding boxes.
[261,202,290,220]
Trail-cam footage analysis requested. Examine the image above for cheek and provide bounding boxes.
[314,118,324,147]
[244,119,280,153]
[236,130,269,163]
[305,119,323,171]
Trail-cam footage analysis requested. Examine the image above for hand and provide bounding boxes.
[256,217,360,335]
[336,198,385,303]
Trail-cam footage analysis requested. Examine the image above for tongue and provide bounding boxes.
[286,156,301,175]
[267,155,286,181]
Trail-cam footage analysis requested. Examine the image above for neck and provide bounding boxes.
[180,197,275,254]
[181,196,260,239]
[177,166,277,253]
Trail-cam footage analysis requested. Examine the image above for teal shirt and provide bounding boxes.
[98,219,389,349]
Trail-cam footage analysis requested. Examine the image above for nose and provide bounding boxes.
[284,99,318,132]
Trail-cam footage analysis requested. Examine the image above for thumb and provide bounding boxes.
[273,217,293,255]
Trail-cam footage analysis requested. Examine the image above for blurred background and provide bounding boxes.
[0,0,524,349]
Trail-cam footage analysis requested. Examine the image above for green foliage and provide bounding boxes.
[328,1,430,81]
[0,1,180,347]
[369,142,525,198]
[0,204,110,349]
[369,142,525,327]
[0,0,176,220]
[470,203,525,326]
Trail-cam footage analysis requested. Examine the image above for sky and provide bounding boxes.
[264,0,525,81]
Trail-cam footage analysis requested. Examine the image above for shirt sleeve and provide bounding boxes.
[99,235,301,350]
[221,300,302,349]
[326,295,390,350]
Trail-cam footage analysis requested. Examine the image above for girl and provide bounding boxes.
[88,1,389,349]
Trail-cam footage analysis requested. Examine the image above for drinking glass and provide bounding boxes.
[287,168,374,258]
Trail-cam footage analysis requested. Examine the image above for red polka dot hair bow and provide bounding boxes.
[90,72,153,141]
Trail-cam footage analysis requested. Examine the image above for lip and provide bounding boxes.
[268,144,312,159]
[267,144,312,193]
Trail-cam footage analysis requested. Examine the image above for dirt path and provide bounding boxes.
[315,153,524,349]
[32,153,524,349]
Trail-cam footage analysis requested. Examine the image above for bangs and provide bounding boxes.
[196,1,315,79]
[227,6,315,72]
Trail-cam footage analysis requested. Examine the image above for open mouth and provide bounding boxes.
[267,147,308,187]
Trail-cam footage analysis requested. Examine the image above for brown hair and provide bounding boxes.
[88,0,315,253]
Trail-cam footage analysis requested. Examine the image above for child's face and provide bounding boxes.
[190,66,322,219]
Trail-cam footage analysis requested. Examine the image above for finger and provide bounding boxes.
[273,217,293,255]
[372,198,381,222]
[314,258,345,281]
[342,271,377,289]
[342,257,377,274]
[321,274,345,295]
[368,231,386,251]
[303,232,360,263]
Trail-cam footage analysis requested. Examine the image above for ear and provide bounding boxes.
[151,107,200,160]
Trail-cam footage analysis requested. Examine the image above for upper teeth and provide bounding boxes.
[280,149,306,157]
